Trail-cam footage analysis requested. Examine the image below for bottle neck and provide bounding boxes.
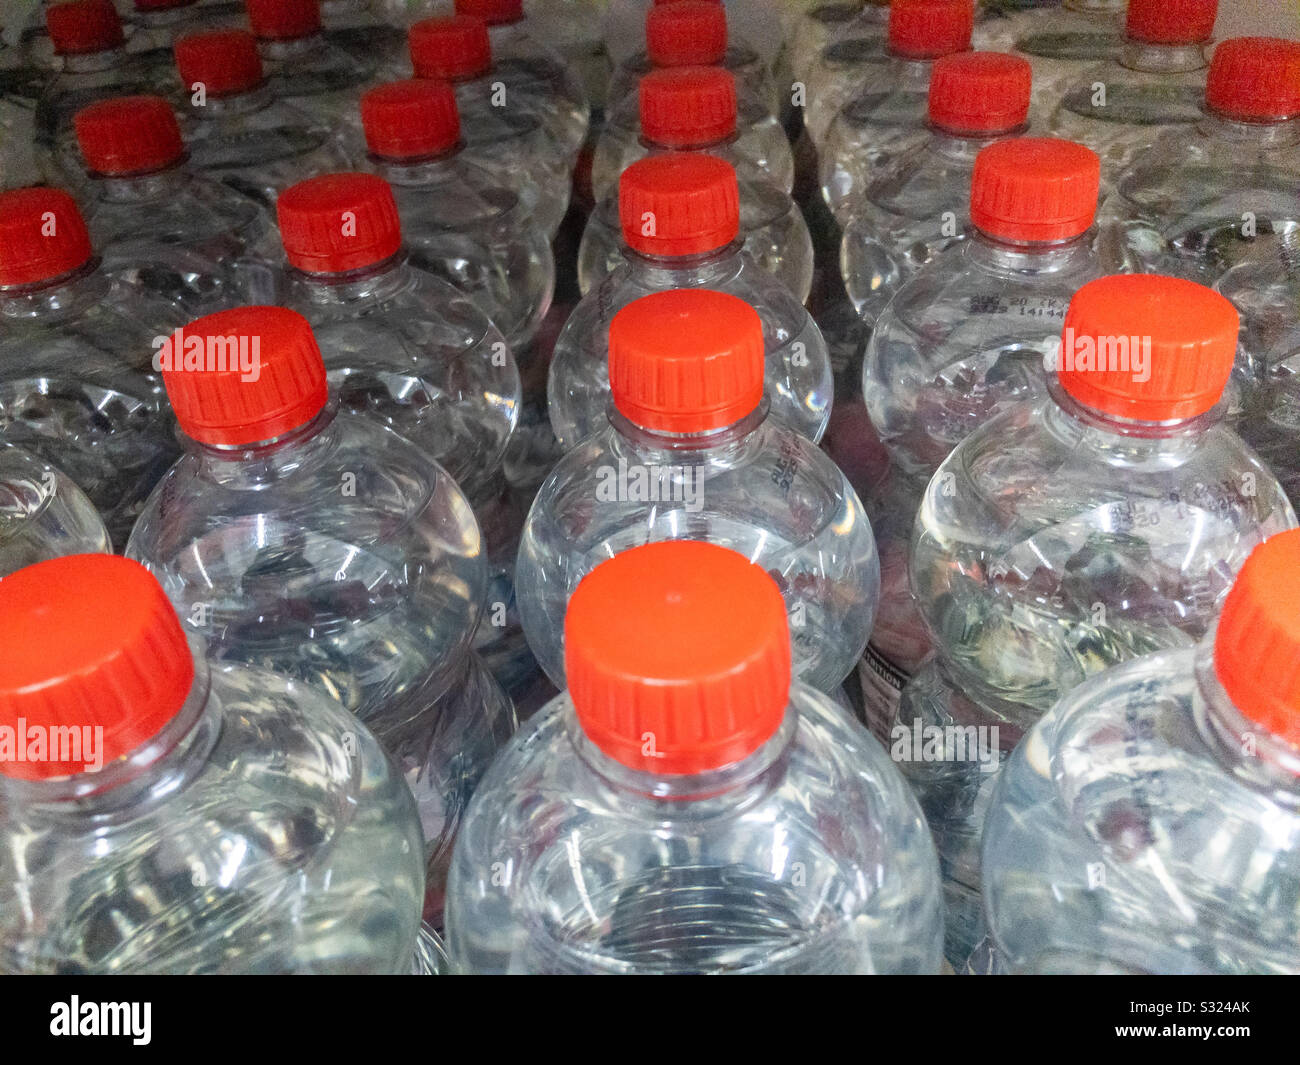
[1119,39,1209,74]
[91,164,190,203]
[367,149,463,186]
[621,241,744,288]
[608,399,769,460]
[189,403,340,484]
[1043,374,1217,459]
[62,47,127,74]
[1200,111,1300,151]
[966,227,1098,276]
[189,82,276,119]
[285,252,410,308]
[258,33,327,62]
[0,259,108,322]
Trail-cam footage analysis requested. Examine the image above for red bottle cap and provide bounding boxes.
[361,80,461,160]
[566,541,791,776]
[174,31,265,97]
[1206,37,1300,122]
[0,188,94,287]
[46,0,125,56]
[0,555,195,781]
[1125,0,1218,46]
[646,0,727,68]
[160,305,329,446]
[409,15,492,80]
[609,288,763,433]
[640,66,737,148]
[888,0,974,60]
[1215,529,1300,747]
[1057,274,1239,422]
[970,137,1100,243]
[619,152,740,257]
[74,96,185,177]
[246,0,321,40]
[277,172,403,274]
[929,52,1032,135]
[454,0,523,25]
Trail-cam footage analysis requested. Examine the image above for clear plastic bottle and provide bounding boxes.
[71,94,281,312]
[358,79,555,352]
[783,1,872,92]
[245,0,378,129]
[805,0,973,151]
[518,288,879,694]
[451,0,590,163]
[406,16,573,237]
[34,0,177,189]
[1048,0,1217,180]
[554,153,830,449]
[124,0,240,59]
[582,67,810,301]
[0,187,182,547]
[607,0,778,117]
[319,0,408,71]
[1097,37,1300,287]
[448,539,941,974]
[0,553,425,973]
[998,1,1126,121]
[0,442,110,576]
[981,528,1300,974]
[903,274,1297,963]
[511,0,610,111]
[592,64,794,203]
[856,137,1103,738]
[172,29,354,208]
[800,0,891,143]
[124,305,518,922]
[834,49,1032,303]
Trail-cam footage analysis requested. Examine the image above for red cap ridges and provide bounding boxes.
[160,305,329,446]
[609,288,763,433]
[0,555,195,781]
[970,137,1100,243]
[74,96,185,177]
[454,0,523,24]
[646,1,727,68]
[1125,0,1217,45]
[246,0,322,40]
[46,0,125,55]
[0,188,94,288]
[1206,38,1300,122]
[277,172,403,274]
[361,81,461,160]
[929,52,1032,135]
[888,0,974,60]
[565,541,791,775]
[640,67,737,148]
[174,31,265,97]
[409,16,493,80]
[619,153,739,257]
[1057,274,1238,422]
[1215,529,1300,747]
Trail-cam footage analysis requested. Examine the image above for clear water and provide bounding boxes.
[0,440,109,577]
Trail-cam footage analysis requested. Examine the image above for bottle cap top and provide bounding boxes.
[409,15,492,80]
[928,51,1032,135]
[0,188,94,287]
[1206,37,1300,122]
[46,0,125,56]
[970,137,1100,243]
[888,0,974,60]
[74,96,186,177]
[619,152,740,257]
[646,0,728,68]
[361,80,461,160]
[277,172,403,274]
[1125,0,1218,46]
[174,30,265,98]
[454,0,523,26]
[640,66,737,148]
[246,0,321,40]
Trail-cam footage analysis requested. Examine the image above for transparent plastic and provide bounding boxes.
[0,441,110,577]
[0,258,183,546]
[1003,0,1125,121]
[363,151,556,351]
[0,645,426,973]
[126,2,240,59]
[1097,113,1300,287]
[125,401,519,921]
[800,5,890,145]
[782,1,869,91]
[321,0,408,70]
[982,637,1300,974]
[445,684,943,974]
[607,39,778,118]
[550,241,832,449]
[514,0,609,111]
[516,404,881,694]
[258,31,379,129]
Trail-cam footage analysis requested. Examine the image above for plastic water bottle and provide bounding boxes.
[318,0,408,70]
[834,50,1033,309]
[1098,37,1300,287]
[583,68,810,301]
[448,539,941,974]
[172,29,352,208]
[782,1,873,92]
[554,153,830,449]
[981,528,1300,974]
[358,79,556,351]
[805,0,974,151]
[506,0,609,111]
[799,0,891,145]
[1048,0,1218,180]
[406,16,573,236]
[0,186,182,547]
[451,0,590,163]
[592,64,794,203]
[71,94,280,312]
[245,0,378,128]
[855,137,1103,739]
[124,0,239,58]
[518,287,879,695]
[902,274,1297,964]
[607,0,778,117]
[124,304,518,922]
[34,0,175,188]
[0,442,110,576]
[0,553,425,973]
